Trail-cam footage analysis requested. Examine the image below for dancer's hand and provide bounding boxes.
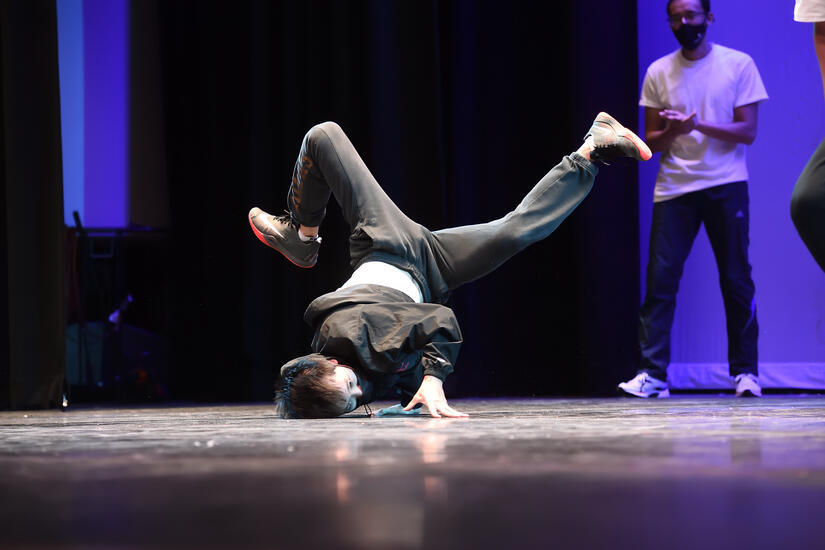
[404,375,469,418]
[659,109,697,134]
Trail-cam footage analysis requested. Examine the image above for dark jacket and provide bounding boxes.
[304,284,462,405]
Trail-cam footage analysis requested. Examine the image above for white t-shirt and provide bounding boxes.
[339,261,423,303]
[639,44,769,202]
[795,0,825,22]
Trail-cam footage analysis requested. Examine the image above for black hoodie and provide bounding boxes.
[304,284,463,405]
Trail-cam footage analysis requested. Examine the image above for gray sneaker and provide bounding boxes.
[248,207,320,268]
[618,372,670,398]
[735,373,762,397]
[585,112,652,162]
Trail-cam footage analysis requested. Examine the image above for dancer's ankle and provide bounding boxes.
[576,136,594,161]
[298,225,319,241]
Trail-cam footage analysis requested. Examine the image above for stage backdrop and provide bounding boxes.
[139,0,642,401]
[1,0,66,409]
[637,0,825,389]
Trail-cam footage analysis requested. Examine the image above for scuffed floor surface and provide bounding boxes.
[1,397,824,549]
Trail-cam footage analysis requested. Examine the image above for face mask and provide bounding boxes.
[673,22,707,51]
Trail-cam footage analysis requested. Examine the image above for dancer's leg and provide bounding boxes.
[426,154,597,292]
[250,122,417,268]
[288,121,409,232]
[291,122,449,274]
[420,112,650,300]
[791,137,825,273]
[262,114,649,300]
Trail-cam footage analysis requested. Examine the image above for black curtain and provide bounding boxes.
[141,0,640,401]
[0,0,66,409]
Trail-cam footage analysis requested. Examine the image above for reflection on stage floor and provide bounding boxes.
[1,396,824,549]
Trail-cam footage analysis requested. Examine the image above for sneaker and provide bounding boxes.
[585,112,652,162]
[248,207,320,268]
[735,373,762,397]
[618,372,670,398]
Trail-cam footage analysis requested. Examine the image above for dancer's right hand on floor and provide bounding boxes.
[404,375,469,418]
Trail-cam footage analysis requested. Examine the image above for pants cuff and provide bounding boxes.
[570,152,598,177]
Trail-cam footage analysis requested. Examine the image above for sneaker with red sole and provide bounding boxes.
[585,112,652,162]
[248,207,320,268]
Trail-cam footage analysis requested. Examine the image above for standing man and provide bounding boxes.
[619,0,768,398]
[791,0,825,273]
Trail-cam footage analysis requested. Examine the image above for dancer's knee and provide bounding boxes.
[307,121,343,143]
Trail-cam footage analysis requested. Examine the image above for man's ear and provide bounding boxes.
[706,12,714,24]
[328,358,338,364]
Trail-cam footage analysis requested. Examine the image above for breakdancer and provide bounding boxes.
[249,115,651,419]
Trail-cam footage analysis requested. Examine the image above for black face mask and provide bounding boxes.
[673,22,707,51]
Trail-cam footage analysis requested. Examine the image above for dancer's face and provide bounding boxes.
[329,361,363,414]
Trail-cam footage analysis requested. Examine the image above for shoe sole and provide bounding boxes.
[248,211,316,269]
[617,385,670,398]
[597,111,653,161]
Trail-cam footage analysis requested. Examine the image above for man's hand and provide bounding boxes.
[644,107,698,153]
[404,375,469,418]
[659,109,697,135]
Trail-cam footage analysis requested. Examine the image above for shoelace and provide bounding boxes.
[275,212,297,228]
[591,141,619,165]
[640,373,662,392]
[639,373,650,391]
[275,212,322,243]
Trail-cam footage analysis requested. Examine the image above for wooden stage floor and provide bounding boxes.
[1,396,824,549]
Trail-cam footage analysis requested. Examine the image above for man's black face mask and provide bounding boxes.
[673,22,707,51]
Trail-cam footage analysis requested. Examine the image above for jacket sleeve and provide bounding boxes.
[411,305,462,381]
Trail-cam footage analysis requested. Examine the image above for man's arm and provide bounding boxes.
[404,309,467,418]
[645,102,760,153]
[694,102,759,145]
